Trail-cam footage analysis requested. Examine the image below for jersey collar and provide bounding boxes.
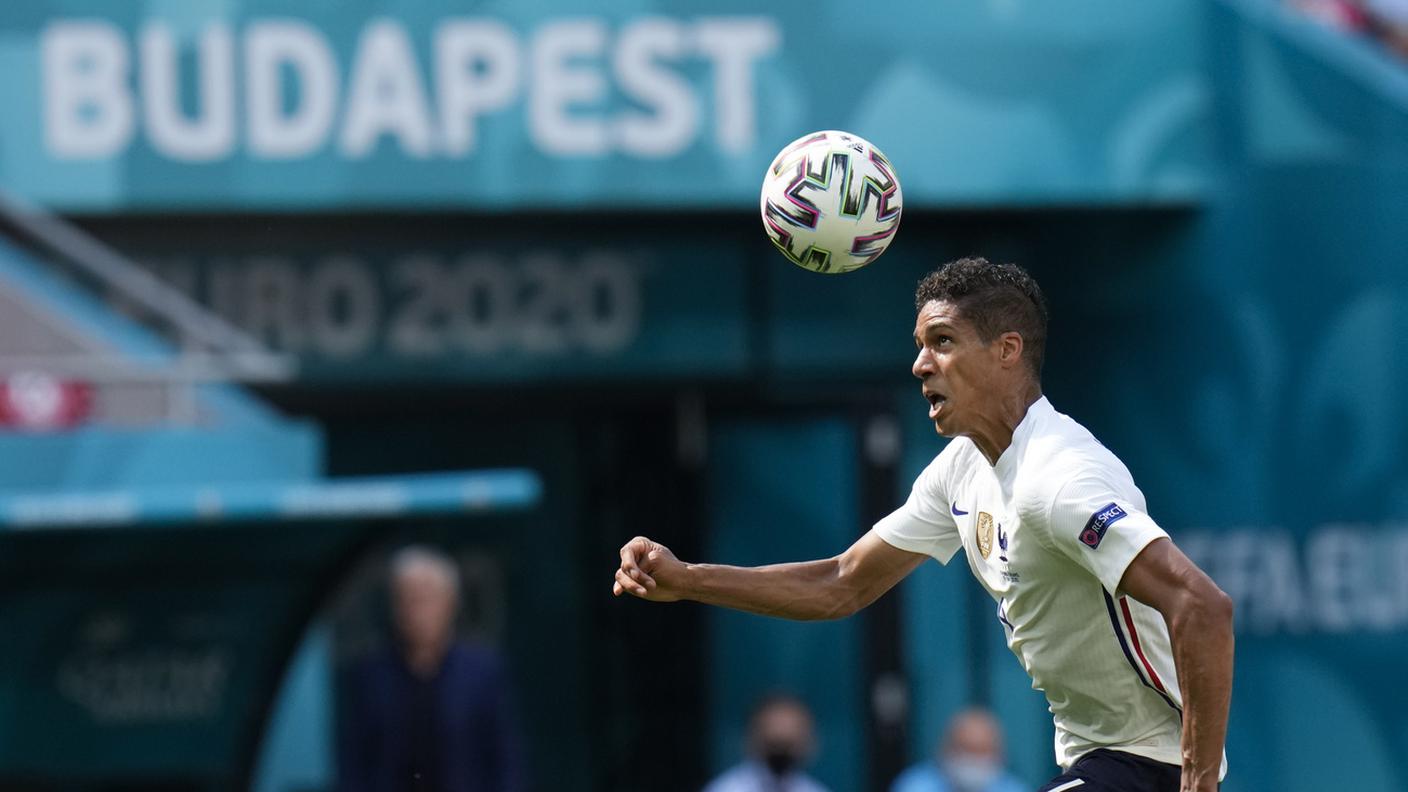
[993,394,1051,477]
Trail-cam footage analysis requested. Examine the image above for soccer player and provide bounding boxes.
[612,257,1233,792]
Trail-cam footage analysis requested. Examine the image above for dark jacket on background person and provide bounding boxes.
[339,641,523,792]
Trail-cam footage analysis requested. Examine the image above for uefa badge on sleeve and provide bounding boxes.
[1079,503,1128,549]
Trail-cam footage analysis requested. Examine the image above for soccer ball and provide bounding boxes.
[760,130,903,274]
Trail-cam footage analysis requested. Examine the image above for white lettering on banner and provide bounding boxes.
[340,19,436,158]
[615,18,697,158]
[1179,523,1408,635]
[529,20,610,156]
[39,16,782,162]
[435,20,520,156]
[140,23,236,161]
[42,21,135,158]
[695,19,780,153]
[139,252,643,361]
[246,20,339,159]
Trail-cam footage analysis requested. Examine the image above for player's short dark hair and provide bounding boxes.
[914,256,1049,378]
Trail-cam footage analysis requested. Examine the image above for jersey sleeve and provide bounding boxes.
[873,456,962,564]
[1044,475,1169,594]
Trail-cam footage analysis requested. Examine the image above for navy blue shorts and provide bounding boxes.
[1038,749,1183,792]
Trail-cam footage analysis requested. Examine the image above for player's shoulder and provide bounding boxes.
[1032,400,1132,470]
[1016,401,1137,508]
[935,435,984,470]
[896,437,981,516]
[918,437,984,490]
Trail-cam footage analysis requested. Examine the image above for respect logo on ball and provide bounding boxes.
[759,130,903,274]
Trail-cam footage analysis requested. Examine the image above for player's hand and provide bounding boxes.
[612,536,686,602]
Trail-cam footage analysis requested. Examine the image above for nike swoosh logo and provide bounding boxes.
[951,504,969,516]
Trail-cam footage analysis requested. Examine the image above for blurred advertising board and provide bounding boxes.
[106,221,756,383]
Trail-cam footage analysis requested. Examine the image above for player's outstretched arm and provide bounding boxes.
[1118,538,1234,792]
[612,531,926,621]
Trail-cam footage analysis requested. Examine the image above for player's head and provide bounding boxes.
[912,257,1048,439]
[390,545,461,652]
[746,692,817,779]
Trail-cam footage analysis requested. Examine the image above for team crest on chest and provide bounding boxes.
[976,512,995,559]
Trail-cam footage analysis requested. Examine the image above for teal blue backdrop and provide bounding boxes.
[706,417,865,790]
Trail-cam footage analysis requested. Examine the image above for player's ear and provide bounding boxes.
[997,332,1024,368]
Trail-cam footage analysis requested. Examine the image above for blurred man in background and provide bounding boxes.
[339,545,522,792]
[703,693,832,792]
[890,708,1028,792]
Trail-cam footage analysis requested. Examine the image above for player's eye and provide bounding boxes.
[935,335,952,346]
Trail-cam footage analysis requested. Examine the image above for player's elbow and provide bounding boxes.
[816,591,866,621]
[1203,581,1235,629]
[813,594,865,621]
[1176,576,1234,636]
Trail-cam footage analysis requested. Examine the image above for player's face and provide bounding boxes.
[912,300,1005,437]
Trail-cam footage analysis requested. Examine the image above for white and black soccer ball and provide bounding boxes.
[760,130,903,274]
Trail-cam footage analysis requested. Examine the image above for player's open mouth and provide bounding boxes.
[926,392,946,418]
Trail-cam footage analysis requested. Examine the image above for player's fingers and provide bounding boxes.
[612,579,624,596]
[616,567,649,598]
[630,563,657,589]
[623,538,662,586]
[620,537,646,574]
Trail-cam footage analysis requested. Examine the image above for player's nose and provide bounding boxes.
[912,347,934,378]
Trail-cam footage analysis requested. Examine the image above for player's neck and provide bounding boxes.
[968,383,1042,466]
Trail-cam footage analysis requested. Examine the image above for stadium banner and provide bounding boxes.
[0,0,1207,211]
[106,225,757,382]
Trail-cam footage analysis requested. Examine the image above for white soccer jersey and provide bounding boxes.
[875,397,1226,776]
